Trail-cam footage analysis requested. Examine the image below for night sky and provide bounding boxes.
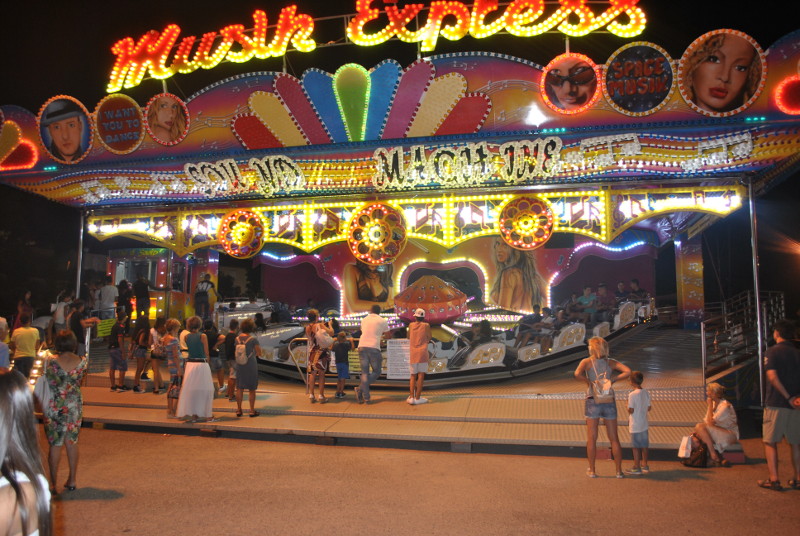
[1,1,798,317]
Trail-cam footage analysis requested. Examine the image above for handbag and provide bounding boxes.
[678,435,692,458]
[34,371,52,409]
[591,359,614,403]
[680,434,708,467]
[167,377,181,399]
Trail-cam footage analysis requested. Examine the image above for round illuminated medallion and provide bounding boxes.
[499,197,554,250]
[347,204,407,265]
[776,75,800,115]
[217,210,266,259]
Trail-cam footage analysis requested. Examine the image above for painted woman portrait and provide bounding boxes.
[681,31,762,115]
[490,238,546,312]
[146,93,188,144]
[343,260,394,313]
[543,54,599,113]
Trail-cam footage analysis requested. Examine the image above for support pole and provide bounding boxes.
[75,211,85,296]
[748,178,765,407]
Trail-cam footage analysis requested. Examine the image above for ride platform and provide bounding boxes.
[78,324,713,455]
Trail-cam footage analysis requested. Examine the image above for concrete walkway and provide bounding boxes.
[46,428,799,536]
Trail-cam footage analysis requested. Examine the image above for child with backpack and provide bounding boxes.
[625,370,652,475]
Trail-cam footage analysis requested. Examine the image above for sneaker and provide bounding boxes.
[641,466,650,474]
[586,469,597,478]
[624,468,643,476]
[218,385,227,394]
[335,392,344,399]
[132,386,143,393]
[308,393,316,403]
[118,385,130,392]
[616,472,625,479]
[110,385,117,392]
[354,387,365,404]
[415,397,428,405]
[140,373,149,381]
[407,396,415,405]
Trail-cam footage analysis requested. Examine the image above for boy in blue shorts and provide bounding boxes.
[626,370,652,475]
[333,331,353,399]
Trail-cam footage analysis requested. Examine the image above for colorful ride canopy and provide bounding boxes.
[2,27,800,257]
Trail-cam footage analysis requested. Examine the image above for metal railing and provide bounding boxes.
[700,290,784,380]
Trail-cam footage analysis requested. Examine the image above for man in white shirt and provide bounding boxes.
[98,276,119,319]
[354,304,388,404]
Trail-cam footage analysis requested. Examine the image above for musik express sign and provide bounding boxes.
[107,0,647,92]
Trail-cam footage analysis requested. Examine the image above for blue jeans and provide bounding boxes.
[358,347,382,400]
[194,294,209,320]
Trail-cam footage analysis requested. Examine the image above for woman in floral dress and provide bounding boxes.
[43,329,88,494]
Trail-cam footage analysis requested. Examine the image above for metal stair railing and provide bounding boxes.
[700,290,784,381]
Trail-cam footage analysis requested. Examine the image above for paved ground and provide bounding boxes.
[46,424,798,536]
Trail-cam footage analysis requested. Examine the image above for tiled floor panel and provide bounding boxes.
[78,326,710,450]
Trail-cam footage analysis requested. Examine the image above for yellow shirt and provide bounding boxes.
[11,326,39,357]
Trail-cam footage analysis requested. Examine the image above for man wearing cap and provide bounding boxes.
[41,99,86,162]
[407,308,432,405]
[354,304,389,404]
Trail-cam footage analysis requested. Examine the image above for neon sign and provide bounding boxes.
[107,7,316,92]
[106,1,646,92]
[348,0,646,51]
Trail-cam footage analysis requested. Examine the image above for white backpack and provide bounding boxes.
[235,335,250,365]
[591,359,615,403]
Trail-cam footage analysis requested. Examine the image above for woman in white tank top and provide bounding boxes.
[574,336,631,479]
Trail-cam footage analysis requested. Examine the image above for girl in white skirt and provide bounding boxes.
[176,316,217,422]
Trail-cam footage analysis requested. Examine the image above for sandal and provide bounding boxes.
[235,411,243,418]
[711,457,731,468]
[787,479,800,490]
[249,411,260,417]
[757,479,782,491]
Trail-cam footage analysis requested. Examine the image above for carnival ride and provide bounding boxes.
[3,6,800,388]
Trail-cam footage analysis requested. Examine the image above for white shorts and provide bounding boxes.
[408,362,428,374]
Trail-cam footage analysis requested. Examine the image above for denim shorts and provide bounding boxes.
[631,430,649,448]
[208,356,224,372]
[584,397,617,420]
[109,347,128,371]
[336,361,350,379]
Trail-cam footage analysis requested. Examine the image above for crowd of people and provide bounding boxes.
[1,283,798,535]
[495,278,652,353]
